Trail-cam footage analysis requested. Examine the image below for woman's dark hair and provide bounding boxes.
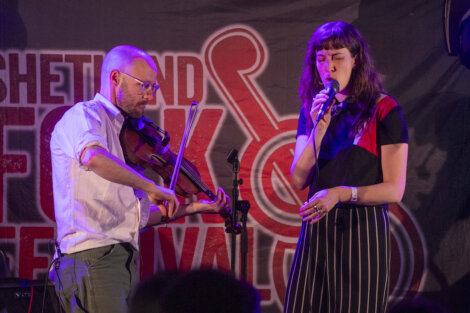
[299,21,385,134]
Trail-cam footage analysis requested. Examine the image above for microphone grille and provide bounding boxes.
[326,79,340,93]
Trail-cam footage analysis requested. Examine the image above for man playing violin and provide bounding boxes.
[50,45,231,313]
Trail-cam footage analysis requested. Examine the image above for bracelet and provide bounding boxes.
[351,187,358,202]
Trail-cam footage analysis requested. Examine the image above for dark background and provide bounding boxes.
[1,0,470,312]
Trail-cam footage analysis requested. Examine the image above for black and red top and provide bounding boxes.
[296,95,409,199]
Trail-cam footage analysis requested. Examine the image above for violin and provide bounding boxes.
[120,116,242,234]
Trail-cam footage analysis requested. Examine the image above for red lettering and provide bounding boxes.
[40,54,64,104]
[0,226,15,239]
[0,54,7,102]
[0,107,34,222]
[204,26,305,237]
[154,55,174,105]
[200,227,230,270]
[157,227,199,270]
[65,54,92,103]
[39,106,70,222]
[9,53,37,104]
[19,227,54,279]
[177,56,203,105]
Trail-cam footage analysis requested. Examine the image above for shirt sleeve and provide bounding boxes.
[136,191,151,229]
[296,105,309,137]
[52,102,109,169]
[377,97,409,146]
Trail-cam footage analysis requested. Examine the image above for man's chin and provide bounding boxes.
[128,111,144,119]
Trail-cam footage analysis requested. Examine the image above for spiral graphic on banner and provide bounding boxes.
[388,202,427,302]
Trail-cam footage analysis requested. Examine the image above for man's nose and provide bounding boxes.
[142,89,154,101]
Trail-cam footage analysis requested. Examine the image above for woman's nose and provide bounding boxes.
[327,59,335,72]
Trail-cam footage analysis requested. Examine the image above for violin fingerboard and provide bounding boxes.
[204,189,216,200]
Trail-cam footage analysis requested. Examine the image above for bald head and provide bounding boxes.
[99,45,159,117]
[100,45,157,96]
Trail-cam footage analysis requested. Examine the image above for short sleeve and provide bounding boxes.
[136,191,151,229]
[296,106,309,137]
[378,100,409,146]
[51,102,109,168]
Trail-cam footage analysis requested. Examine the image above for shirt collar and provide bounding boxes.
[331,98,348,117]
[93,93,125,125]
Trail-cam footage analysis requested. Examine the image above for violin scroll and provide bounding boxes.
[221,210,242,234]
[203,188,242,234]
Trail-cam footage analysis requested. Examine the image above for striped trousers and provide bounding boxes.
[283,204,390,313]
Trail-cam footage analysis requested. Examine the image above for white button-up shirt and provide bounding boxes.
[51,93,149,254]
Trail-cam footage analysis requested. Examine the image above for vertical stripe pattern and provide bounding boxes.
[284,204,390,313]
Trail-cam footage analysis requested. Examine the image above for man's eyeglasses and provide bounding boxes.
[119,71,159,95]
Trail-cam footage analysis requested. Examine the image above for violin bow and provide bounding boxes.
[168,101,199,193]
[164,102,241,234]
[162,101,198,223]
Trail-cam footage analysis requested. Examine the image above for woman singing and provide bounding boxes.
[284,21,408,313]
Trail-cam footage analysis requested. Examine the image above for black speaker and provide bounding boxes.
[460,15,470,68]
[444,0,470,55]
[0,279,63,313]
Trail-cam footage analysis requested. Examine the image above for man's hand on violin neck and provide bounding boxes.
[213,187,231,214]
[189,187,231,214]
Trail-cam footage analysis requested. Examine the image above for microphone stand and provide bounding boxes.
[227,149,240,276]
[226,149,250,280]
[237,199,250,281]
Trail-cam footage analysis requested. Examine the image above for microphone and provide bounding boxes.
[315,79,340,124]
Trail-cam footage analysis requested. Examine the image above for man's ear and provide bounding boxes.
[110,70,120,86]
